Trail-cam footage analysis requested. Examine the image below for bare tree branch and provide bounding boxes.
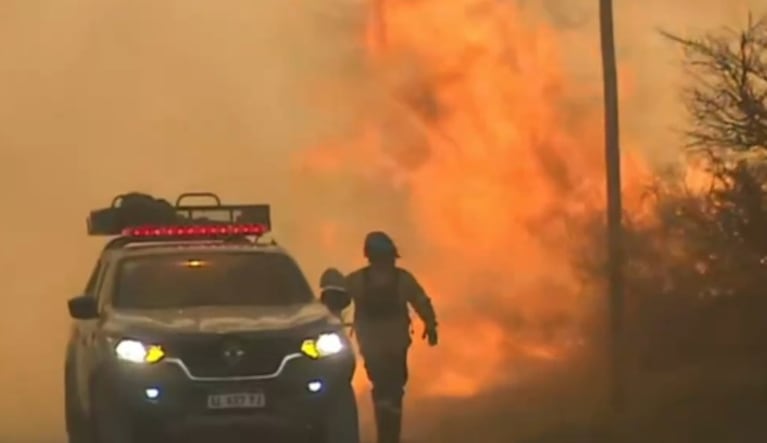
[660,16,767,157]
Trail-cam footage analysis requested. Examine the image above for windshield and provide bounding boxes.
[113,252,314,309]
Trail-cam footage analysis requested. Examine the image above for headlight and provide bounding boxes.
[114,339,166,364]
[301,333,345,359]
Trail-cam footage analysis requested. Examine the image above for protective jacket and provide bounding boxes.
[344,266,436,353]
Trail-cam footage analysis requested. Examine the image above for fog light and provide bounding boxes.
[307,381,323,393]
[144,388,160,400]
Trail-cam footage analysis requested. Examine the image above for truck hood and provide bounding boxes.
[103,303,338,336]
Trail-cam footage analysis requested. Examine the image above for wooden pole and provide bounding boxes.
[598,0,626,417]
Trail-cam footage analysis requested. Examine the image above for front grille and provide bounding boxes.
[169,334,302,378]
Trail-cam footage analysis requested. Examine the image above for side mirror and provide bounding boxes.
[68,295,99,320]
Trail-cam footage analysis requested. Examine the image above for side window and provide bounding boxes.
[96,260,114,311]
[83,260,102,296]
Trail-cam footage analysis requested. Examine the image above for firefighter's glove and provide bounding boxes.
[422,324,438,346]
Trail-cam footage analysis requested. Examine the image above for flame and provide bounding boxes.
[297,0,650,398]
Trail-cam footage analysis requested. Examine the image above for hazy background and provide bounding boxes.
[0,0,762,441]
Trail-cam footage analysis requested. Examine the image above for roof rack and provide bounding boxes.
[87,192,272,237]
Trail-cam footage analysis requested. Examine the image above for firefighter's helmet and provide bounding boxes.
[363,231,400,259]
[319,268,346,292]
[319,268,350,314]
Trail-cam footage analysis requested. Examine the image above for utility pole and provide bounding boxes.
[598,0,625,419]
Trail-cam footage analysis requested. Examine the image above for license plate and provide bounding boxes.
[206,392,266,410]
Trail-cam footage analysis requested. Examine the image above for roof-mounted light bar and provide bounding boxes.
[87,192,272,236]
[123,223,267,238]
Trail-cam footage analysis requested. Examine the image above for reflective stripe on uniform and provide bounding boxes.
[321,285,347,292]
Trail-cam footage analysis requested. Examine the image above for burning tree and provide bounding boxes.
[621,14,767,370]
[659,13,767,294]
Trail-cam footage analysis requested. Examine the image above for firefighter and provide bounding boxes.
[344,231,438,443]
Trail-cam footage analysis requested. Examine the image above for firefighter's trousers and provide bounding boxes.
[361,344,409,443]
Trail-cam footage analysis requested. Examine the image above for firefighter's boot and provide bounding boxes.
[373,395,403,443]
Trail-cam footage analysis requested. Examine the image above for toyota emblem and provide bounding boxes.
[221,342,246,366]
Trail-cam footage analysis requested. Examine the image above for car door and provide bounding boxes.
[87,257,116,383]
[74,259,108,414]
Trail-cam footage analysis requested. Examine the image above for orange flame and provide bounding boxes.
[297,0,650,398]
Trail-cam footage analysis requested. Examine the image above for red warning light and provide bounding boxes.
[122,224,267,238]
